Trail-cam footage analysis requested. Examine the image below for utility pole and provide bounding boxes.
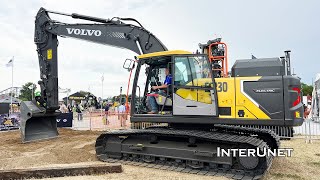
[101,74,104,100]
[66,88,71,106]
[29,84,34,100]
[119,86,123,105]
[9,56,14,114]
[118,86,123,120]
[101,74,104,115]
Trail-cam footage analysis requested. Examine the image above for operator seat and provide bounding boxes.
[155,95,172,106]
[155,84,172,107]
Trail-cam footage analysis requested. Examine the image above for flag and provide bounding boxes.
[6,58,13,67]
[251,55,257,59]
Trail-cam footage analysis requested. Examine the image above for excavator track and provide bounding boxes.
[213,125,281,150]
[95,127,279,180]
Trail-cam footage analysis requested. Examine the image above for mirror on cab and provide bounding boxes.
[123,58,136,71]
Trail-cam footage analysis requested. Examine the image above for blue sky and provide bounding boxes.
[0,0,319,98]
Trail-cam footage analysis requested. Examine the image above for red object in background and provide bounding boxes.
[125,104,130,114]
[307,94,312,102]
[147,94,159,97]
[304,109,310,118]
[303,94,312,118]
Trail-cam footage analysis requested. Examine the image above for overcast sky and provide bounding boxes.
[0,0,319,99]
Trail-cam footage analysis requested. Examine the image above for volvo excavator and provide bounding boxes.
[20,8,304,179]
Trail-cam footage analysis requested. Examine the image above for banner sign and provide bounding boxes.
[0,112,73,131]
[0,104,9,114]
[69,96,85,100]
[0,113,20,131]
[56,112,73,127]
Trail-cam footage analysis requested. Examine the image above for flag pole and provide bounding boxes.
[10,56,14,114]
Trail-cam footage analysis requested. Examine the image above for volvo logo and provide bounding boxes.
[66,28,102,36]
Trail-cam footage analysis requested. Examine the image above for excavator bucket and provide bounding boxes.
[20,101,59,143]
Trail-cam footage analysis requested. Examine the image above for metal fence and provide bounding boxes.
[71,110,131,131]
[293,118,320,142]
[245,118,320,142]
[71,110,167,131]
[237,119,320,142]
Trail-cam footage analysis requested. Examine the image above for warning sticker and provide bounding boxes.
[47,49,52,60]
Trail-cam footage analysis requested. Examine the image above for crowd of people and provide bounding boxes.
[59,102,83,114]
[59,101,128,126]
[103,102,128,127]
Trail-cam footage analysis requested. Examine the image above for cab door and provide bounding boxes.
[172,55,218,116]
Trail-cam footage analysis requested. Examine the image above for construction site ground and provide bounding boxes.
[1,128,319,180]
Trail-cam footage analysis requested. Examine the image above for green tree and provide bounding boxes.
[301,83,313,96]
[112,94,127,102]
[79,90,91,96]
[19,82,37,101]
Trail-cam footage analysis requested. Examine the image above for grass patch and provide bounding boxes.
[311,162,320,166]
[271,173,304,180]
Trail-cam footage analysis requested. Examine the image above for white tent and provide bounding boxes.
[308,74,320,120]
[0,95,21,104]
[315,73,320,82]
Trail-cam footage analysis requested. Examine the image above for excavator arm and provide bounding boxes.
[20,7,167,142]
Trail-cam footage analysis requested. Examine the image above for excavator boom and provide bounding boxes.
[20,7,167,142]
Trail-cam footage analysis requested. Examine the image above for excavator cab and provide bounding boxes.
[131,51,218,117]
[133,54,173,114]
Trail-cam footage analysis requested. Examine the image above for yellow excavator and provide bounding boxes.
[20,8,304,179]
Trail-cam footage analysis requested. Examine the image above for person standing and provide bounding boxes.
[67,104,72,113]
[59,103,68,113]
[104,104,110,125]
[75,103,83,121]
[118,103,126,127]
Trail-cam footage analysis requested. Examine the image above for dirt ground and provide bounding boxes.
[264,138,320,180]
[0,129,319,180]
